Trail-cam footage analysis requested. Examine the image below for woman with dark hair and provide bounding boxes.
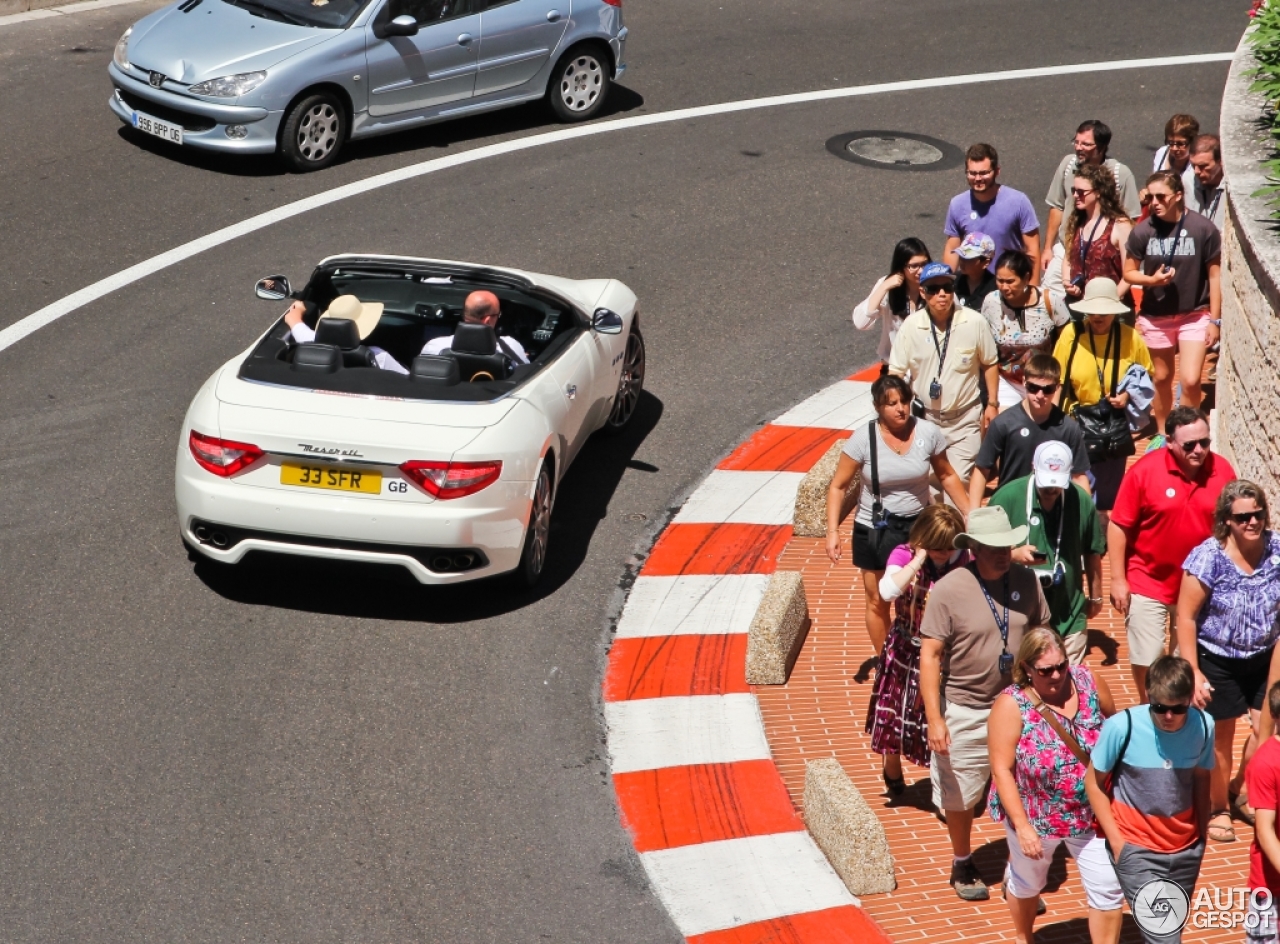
[1062,163,1133,302]
[1176,480,1280,842]
[825,374,969,660]
[867,504,970,792]
[853,237,931,364]
[982,249,1068,409]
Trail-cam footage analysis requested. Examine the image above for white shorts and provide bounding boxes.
[1062,629,1088,666]
[1002,823,1123,911]
[930,701,991,812]
[1127,593,1175,667]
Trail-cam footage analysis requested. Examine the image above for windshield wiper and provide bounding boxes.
[228,0,311,27]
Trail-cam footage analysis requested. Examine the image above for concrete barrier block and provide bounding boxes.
[804,757,896,896]
[792,439,857,538]
[745,570,810,685]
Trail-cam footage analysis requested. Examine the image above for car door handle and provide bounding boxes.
[456,32,473,45]
[546,9,560,21]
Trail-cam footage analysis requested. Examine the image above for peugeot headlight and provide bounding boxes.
[113,26,132,70]
[188,71,267,98]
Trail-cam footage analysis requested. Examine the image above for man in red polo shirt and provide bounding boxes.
[1108,407,1235,701]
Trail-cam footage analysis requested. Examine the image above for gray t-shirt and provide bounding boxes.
[842,419,949,525]
[1127,210,1222,316]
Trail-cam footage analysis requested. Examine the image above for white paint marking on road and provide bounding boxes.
[615,574,771,639]
[0,51,1233,356]
[604,693,770,774]
[771,380,876,430]
[0,0,147,27]
[639,831,857,937]
[672,469,803,526]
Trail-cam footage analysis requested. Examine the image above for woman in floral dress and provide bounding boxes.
[982,250,1070,409]
[988,627,1122,944]
[866,505,968,793]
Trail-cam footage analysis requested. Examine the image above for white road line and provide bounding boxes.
[0,51,1232,357]
[771,380,877,430]
[0,0,146,27]
[639,831,857,937]
[614,574,771,639]
[672,469,803,526]
[604,693,771,773]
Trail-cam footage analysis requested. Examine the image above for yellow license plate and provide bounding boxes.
[280,462,382,494]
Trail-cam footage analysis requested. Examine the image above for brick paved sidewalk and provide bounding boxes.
[755,539,1254,944]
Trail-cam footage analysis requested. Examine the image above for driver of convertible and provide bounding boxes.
[421,290,529,364]
[283,295,409,374]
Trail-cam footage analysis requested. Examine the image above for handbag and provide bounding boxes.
[1063,321,1136,464]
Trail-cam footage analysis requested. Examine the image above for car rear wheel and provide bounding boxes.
[547,46,611,122]
[515,459,554,587]
[279,91,346,172]
[603,325,645,433]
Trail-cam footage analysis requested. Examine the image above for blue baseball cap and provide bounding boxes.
[919,262,955,284]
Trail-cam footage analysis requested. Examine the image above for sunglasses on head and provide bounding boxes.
[1231,509,1267,525]
[922,283,955,296]
[1025,381,1059,396]
[1032,660,1069,678]
[1150,702,1190,716]
[1175,437,1212,452]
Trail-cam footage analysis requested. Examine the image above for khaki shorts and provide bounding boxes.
[930,700,992,812]
[1127,593,1174,667]
[1062,628,1088,666]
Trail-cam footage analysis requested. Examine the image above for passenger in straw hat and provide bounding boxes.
[919,505,1052,902]
[283,294,408,373]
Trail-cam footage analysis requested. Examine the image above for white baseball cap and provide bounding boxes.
[1032,440,1073,489]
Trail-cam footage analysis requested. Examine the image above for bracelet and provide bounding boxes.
[1210,318,1222,326]
[1087,596,1104,604]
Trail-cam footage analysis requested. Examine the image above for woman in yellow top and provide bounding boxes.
[1053,278,1154,525]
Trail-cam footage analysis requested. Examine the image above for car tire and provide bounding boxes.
[546,45,611,122]
[278,91,346,172]
[602,325,645,434]
[515,458,554,587]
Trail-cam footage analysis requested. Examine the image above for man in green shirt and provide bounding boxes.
[989,440,1105,664]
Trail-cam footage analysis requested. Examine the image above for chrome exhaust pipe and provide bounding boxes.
[431,555,454,572]
[452,553,476,570]
[211,532,230,548]
[193,524,210,542]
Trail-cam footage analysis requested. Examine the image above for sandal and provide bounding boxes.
[1209,810,1238,843]
[1230,789,1257,826]
[882,764,906,796]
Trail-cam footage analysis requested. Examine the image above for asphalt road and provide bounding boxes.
[0,1,1246,941]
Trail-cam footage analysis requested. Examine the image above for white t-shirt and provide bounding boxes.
[422,333,529,364]
[852,275,922,362]
[1152,146,1197,201]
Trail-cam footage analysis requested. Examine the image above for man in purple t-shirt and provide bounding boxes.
[944,143,1042,283]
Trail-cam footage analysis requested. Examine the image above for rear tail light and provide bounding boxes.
[602,0,621,6]
[400,460,503,499]
[189,430,264,477]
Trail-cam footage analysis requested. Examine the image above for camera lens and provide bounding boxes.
[1038,572,1054,589]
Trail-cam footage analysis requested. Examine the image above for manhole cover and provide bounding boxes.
[826,131,963,172]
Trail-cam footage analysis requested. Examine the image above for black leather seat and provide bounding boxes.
[291,343,342,373]
[448,323,509,382]
[410,355,461,386]
[315,317,376,368]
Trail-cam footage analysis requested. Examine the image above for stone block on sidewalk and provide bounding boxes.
[745,570,810,685]
[793,439,857,537]
[804,757,896,896]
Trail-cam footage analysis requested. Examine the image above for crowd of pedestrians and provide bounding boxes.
[830,115,1280,943]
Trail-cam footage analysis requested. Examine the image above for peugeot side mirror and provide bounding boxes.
[255,275,291,300]
[591,308,623,335]
[385,14,419,36]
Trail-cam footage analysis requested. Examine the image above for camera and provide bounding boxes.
[1070,273,1087,291]
[1034,563,1065,589]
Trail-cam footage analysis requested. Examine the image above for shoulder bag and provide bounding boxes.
[1062,321,1136,464]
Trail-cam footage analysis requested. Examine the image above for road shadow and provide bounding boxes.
[116,85,645,178]
[192,389,663,622]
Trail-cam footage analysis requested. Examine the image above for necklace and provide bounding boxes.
[879,419,914,456]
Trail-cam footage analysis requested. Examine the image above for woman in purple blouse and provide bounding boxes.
[1175,479,1280,842]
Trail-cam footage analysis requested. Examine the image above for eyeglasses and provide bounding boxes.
[1166,139,1191,149]
[1231,510,1267,524]
[922,283,955,296]
[1025,381,1060,396]
[905,261,926,271]
[1150,702,1191,716]
[1070,188,1095,198]
[966,169,996,179]
[1032,660,1069,678]
[1174,437,1212,452]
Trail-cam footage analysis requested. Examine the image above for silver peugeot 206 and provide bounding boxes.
[108,0,626,170]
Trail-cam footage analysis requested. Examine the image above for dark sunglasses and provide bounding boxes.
[922,283,955,296]
[1025,381,1060,396]
[1032,660,1069,678]
[1150,702,1190,716]
[1231,510,1267,525]
[1070,188,1095,198]
[1174,437,1212,452]
[1148,192,1175,203]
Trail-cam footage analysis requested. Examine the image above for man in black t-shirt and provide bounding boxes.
[969,354,1090,507]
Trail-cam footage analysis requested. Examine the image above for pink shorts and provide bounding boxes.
[1136,310,1211,350]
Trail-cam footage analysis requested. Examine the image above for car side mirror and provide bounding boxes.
[255,275,291,300]
[591,308,623,335]
[384,14,419,36]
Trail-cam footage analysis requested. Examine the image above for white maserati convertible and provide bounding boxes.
[175,254,644,586]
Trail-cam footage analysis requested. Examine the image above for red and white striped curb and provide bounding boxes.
[603,365,894,944]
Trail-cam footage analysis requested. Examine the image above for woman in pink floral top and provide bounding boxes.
[988,627,1123,944]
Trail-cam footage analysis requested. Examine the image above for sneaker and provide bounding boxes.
[1145,434,1165,453]
[950,857,990,901]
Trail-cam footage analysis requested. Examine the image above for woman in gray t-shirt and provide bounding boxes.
[826,374,971,659]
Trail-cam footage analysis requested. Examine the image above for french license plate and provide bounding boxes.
[132,109,182,145]
[280,462,382,495]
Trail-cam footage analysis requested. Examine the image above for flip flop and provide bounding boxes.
[1230,789,1257,826]
[1209,810,1238,843]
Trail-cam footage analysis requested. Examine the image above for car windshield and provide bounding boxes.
[221,0,370,29]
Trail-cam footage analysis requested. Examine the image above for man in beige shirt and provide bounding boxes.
[888,262,999,485]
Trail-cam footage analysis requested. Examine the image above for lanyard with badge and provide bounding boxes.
[928,313,954,402]
[969,564,1014,674]
[1027,478,1066,587]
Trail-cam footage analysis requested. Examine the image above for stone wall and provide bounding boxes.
[1220,29,1280,498]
